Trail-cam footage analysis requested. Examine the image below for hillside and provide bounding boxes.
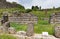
[0,0,25,9]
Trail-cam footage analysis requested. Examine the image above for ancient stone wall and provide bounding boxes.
[49,12,60,24]
[0,12,38,36]
[9,13,38,24]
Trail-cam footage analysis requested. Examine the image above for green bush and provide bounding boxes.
[25,9,32,13]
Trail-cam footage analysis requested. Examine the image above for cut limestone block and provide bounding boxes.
[26,23,34,37]
[8,27,16,34]
[54,25,60,38]
[16,31,26,36]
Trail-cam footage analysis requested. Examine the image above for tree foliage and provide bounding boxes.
[25,9,32,13]
[31,6,39,11]
[39,6,41,10]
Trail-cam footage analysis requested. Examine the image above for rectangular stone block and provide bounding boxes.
[55,25,60,38]
[26,23,34,37]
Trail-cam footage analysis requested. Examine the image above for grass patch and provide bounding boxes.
[10,22,27,31]
[0,34,16,39]
[10,22,54,35]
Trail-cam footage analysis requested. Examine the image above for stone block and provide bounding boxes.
[16,31,26,36]
[19,36,25,39]
[0,26,4,33]
[26,23,34,37]
[54,25,60,38]
[25,37,33,39]
[8,27,16,34]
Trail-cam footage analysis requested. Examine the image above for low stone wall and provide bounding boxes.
[9,16,38,24]
[49,12,60,24]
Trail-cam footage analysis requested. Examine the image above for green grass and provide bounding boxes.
[0,34,16,39]
[10,22,55,35]
[0,8,25,18]
[10,22,27,31]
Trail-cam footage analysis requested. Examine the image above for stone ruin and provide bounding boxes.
[49,12,60,24]
[26,23,34,36]
[0,12,38,37]
[49,12,60,38]
[0,12,59,39]
[9,11,38,24]
[54,24,60,38]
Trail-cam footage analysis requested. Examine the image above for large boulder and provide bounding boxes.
[3,21,10,33]
[8,27,16,34]
[0,26,4,33]
[16,31,26,36]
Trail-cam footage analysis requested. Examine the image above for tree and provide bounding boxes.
[17,4,25,9]
[35,6,39,9]
[39,6,41,10]
[31,6,39,11]
[32,6,34,10]
[53,6,55,10]
[25,9,32,13]
[53,6,55,12]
